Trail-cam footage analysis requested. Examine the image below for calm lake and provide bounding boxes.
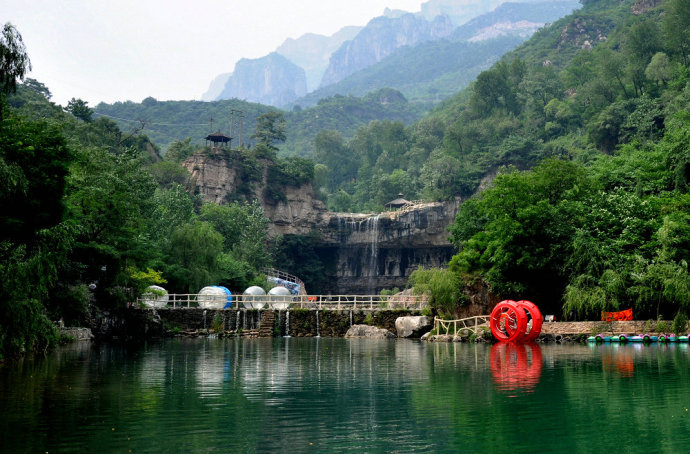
[2,338,690,453]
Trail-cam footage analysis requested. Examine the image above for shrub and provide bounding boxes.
[672,312,689,335]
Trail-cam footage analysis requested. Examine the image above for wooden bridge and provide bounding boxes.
[138,293,426,311]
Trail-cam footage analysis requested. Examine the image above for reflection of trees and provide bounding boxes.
[557,344,690,452]
[408,343,690,452]
[6,341,690,452]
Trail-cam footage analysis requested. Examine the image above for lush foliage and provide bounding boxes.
[409,267,466,318]
[0,32,275,357]
[93,89,426,158]
[440,0,690,319]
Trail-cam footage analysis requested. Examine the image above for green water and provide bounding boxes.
[2,339,690,453]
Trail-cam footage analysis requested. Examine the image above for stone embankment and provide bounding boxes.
[423,320,677,343]
[127,308,422,338]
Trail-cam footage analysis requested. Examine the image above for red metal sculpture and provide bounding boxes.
[490,300,543,342]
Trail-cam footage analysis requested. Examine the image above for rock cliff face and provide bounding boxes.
[182,148,329,237]
[319,13,454,88]
[276,26,362,92]
[315,202,459,293]
[216,53,307,107]
[184,149,459,294]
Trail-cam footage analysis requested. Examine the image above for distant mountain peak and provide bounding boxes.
[215,53,307,107]
[319,13,454,88]
[275,26,362,92]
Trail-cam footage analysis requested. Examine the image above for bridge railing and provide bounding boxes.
[262,267,308,295]
[434,316,490,336]
[137,294,426,311]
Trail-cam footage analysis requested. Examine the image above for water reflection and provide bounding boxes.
[601,344,635,377]
[490,342,543,393]
[4,340,690,453]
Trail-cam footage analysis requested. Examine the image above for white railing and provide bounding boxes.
[262,268,308,295]
[433,316,490,336]
[137,294,426,311]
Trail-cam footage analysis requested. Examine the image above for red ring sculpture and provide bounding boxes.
[490,300,543,343]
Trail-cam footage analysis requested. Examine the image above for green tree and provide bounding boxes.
[645,52,672,87]
[65,98,93,123]
[22,78,51,100]
[251,111,286,150]
[0,23,30,96]
[314,130,357,191]
[409,267,465,318]
[164,137,196,163]
[664,0,690,65]
[166,221,223,293]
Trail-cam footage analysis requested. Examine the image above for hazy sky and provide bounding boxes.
[3,0,424,106]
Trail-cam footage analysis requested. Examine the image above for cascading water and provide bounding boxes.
[235,310,240,335]
[367,214,380,293]
[350,310,353,327]
[284,310,291,338]
[315,310,320,338]
[277,311,282,337]
[202,310,207,330]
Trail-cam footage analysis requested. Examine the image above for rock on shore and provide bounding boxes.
[345,324,395,339]
[395,316,432,338]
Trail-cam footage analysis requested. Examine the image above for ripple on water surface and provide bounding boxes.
[2,339,690,452]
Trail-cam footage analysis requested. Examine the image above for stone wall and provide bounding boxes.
[128,308,421,338]
[540,320,673,335]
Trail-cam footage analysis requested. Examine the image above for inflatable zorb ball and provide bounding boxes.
[142,285,169,308]
[268,286,292,310]
[198,286,233,309]
[242,286,266,309]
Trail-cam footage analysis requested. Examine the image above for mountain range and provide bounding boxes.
[201,0,580,108]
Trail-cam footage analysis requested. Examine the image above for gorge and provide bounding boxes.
[183,148,459,294]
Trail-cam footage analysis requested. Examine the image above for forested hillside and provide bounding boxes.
[0,24,315,358]
[94,88,425,157]
[399,0,690,320]
[2,0,690,356]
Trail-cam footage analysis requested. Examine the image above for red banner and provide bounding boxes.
[601,308,633,321]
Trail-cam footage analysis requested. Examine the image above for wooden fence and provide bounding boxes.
[433,315,490,336]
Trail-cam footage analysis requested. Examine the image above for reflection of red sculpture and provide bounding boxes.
[491,342,543,392]
[490,300,543,342]
[602,348,635,377]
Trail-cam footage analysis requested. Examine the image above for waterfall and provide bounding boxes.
[350,310,353,327]
[277,310,282,337]
[367,214,380,293]
[235,309,240,334]
[315,310,320,338]
[284,310,291,337]
[202,310,207,330]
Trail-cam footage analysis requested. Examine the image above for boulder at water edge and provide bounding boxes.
[345,325,395,339]
[395,316,432,338]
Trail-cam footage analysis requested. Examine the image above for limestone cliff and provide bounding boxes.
[182,148,329,237]
[183,148,460,294]
[215,53,307,107]
[316,202,460,294]
[319,13,454,88]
